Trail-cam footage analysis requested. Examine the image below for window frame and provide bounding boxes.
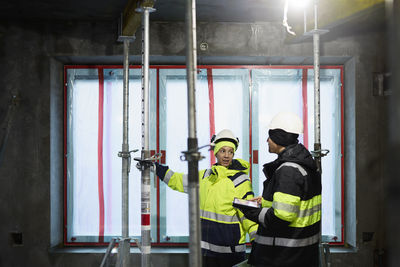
[63,64,344,247]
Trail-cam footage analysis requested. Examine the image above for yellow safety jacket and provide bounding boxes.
[161,159,258,258]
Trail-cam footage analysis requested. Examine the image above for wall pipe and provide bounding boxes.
[387,0,400,266]
[185,0,202,266]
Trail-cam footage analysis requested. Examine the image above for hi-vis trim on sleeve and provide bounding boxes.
[254,232,319,247]
[201,209,240,223]
[258,207,270,228]
[262,198,272,208]
[163,170,174,184]
[273,192,301,222]
[298,203,321,218]
[273,201,300,214]
[201,241,246,253]
[202,168,214,179]
[277,162,307,176]
[182,174,188,193]
[249,230,257,241]
[229,173,250,187]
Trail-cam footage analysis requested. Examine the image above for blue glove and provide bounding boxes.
[155,162,169,180]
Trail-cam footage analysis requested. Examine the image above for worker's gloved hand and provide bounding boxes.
[154,162,169,181]
[135,162,156,172]
[236,206,262,223]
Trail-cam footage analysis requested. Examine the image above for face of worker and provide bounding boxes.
[267,137,281,154]
[216,146,235,167]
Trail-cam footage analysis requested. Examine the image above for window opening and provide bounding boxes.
[64,65,344,246]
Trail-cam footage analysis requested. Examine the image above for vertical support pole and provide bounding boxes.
[313,0,321,174]
[311,2,328,267]
[185,0,202,266]
[136,6,155,267]
[119,38,131,267]
[115,16,135,267]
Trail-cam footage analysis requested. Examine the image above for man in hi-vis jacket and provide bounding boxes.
[237,112,321,267]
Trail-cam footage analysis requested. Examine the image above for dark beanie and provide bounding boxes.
[268,129,299,147]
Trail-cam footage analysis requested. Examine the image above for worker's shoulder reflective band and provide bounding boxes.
[182,174,188,193]
[201,241,246,253]
[164,170,174,184]
[277,162,307,176]
[254,233,319,247]
[231,173,249,187]
[201,209,240,223]
[258,207,270,228]
[203,168,213,179]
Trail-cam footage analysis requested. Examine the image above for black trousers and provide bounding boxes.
[202,254,246,267]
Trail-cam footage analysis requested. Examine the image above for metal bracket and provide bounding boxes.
[118,149,139,173]
[304,29,330,36]
[118,149,139,158]
[180,144,209,162]
[117,13,136,43]
[134,152,162,171]
[311,149,330,158]
[135,7,156,13]
[373,72,392,96]
[133,238,142,250]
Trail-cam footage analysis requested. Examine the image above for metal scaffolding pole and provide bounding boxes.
[309,1,329,267]
[117,38,133,267]
[135,5,155,267]
[185,0,202,266]
[313,0,322,174]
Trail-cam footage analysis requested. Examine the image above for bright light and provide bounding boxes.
[289,0,310,8]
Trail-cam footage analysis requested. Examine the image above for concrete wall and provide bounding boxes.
[0,19,388,266]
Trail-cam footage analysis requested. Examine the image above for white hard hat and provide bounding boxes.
[210,129,239,149]
[269,111,303,134]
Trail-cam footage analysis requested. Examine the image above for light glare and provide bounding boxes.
[289,0,309,8]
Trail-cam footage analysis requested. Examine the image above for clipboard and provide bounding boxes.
[232,197,261,209]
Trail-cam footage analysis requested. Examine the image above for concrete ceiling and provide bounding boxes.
[0,0,385,41]
[0,0,284,22]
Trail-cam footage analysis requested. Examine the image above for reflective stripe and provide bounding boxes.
[258,207,269,228]
[182,174,188,193]
[273,201,300,214]
[203,169,213,179]
[249,230,257,241]
[201,209,240,223]
[277,162,307,176]
[298,203,321,218]
[201,241,246,253]
[273,192,301,222]
[231,174,249,187]
[254,233,320,247]
[164,170,174,184]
